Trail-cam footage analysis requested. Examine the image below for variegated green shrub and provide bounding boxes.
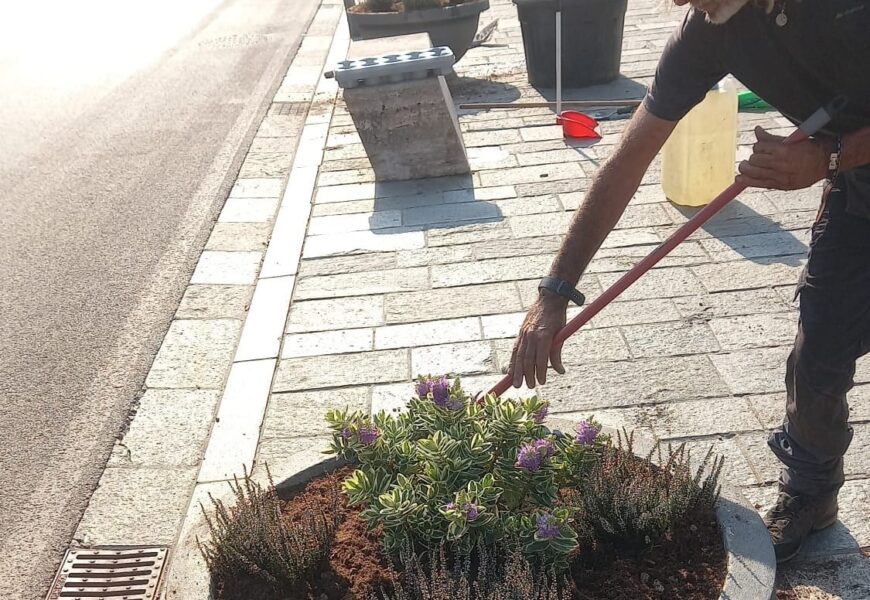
[325,376,606,567]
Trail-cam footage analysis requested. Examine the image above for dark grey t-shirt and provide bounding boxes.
[644,2,870,216]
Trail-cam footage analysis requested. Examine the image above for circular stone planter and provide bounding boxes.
[227,423,776,600]
[345,0,490,63]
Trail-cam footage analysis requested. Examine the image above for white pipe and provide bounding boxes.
[556,8,562,116]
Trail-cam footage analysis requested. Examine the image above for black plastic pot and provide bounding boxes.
[514,0,628,88]
[345,0,490,63]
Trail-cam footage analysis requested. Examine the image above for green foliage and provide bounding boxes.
[198,467,338,591]
[567,431,723,553]
[360,0,395,12]
[383,543,572,600]
[325,377,604,568]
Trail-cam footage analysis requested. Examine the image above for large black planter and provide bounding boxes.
[514,0,628,88]
[345,0,490,62]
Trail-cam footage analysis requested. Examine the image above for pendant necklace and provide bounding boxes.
[775,0,789,27]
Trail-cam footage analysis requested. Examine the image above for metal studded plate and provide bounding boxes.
[46,547,168,600]
[332,47,455,89]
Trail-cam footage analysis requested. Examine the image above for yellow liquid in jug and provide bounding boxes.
[661,78,738,207]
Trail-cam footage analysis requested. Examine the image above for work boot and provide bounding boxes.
[763,485,839,563]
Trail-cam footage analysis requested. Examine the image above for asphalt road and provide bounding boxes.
[0,0,319,596]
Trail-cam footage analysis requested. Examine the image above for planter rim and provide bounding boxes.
[272,421,776,600]
[348,0,490,22]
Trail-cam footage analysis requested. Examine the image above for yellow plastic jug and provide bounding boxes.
[661,77,738,207]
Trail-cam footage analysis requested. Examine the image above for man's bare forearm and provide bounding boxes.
[548,106,677,288]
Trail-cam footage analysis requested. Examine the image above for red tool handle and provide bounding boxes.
[486,99,844,399]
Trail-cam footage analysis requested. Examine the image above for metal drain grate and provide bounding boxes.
[46,547,168,600]
[269,102,308,117]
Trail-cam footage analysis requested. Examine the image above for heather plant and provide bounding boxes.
[325,377,604,566]
[360,0,395,12]
[383,543,572,600]
[198,467,339,591]
[566,431,723,553]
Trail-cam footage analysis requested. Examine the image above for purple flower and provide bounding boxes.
[574,420,600,445]
[516,438,555,472]
[464,503,481,522]
[358,424,380,446]
[533,405,549,424]
[445,502,457,511]
[340,427,352,440]
[536,513,561,540]
[448,397,464,411]
[416,380,431,399]
[431,377,451,408]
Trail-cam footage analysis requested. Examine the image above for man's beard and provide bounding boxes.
[694,0,752,23]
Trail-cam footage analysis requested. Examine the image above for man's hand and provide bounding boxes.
[736,126,829,190]
[509,291,568,389]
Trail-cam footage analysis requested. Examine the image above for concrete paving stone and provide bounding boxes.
[176,285,251,320]
[255,436,333,481]
[375,317,481,350]
[734,430,782,485]
[847,385,870,421]
[478,162,586,188]
[492,195,562,217]
[700,229,810,263]
[467,146,518,170]
[426,220,515,247]
[190,251,262,285]
[515,148,596,167]
[238,152,295,178]
[599,227,662,249]
[257,114,305,138]
[229,177,283,198]
[519,124,563,142]
[262,387,369,437]
[463,129,522,147]
[621,320,721,358]
[286,295,384,333]
[470,235,564,262]
[508,212,571,238]
[218,197,279,223]
[235,276,296,361]
[708,312,798,351]
[764,185,826,213]
[312,198,377,217]
[303,229,426,257]
[323,143,367,163]
[315,181,377,204]
[248,135,299,154]
[205,222,271,252]
[197,359,276,482]
[384,282,523,323]
[298,252,397,277]
[587,298,681,328]
[317,168,375,187]
[443,185,517,203]
[282,328,373,358]
[774,283,800,305]
[515,178,589,199]
[162,481,231,600]
[260,167,317,278]
[492,326,629,365]
[294,266,428,299]
[308,210,402,235]
[273,349,409,391]
[844,423,870,478]
[538,355,730,412]
[745,392,786,430]
[75,467,197,545]
[320,157,373,173]
[614,203,674,229]
[403,201,502,228]
[678,437,758,490]
[779,553,870,600]
[431,254,554,288]
[371,381,417,414]
[586,241,710,273]
[146,319,241,388]
[673,288,791,320]
[395,244,476,268]
[711,346,792,395]
[834,479,870,547]
[108,389,220,468]
[596,267,705,301]
[411,341,495,377]
[645,396,762,439]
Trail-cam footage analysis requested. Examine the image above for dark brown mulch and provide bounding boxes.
[216,466,727,600]
[348,1,472,14]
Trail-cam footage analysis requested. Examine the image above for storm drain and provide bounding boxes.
[46,547,168,600]
[269,102,309,117]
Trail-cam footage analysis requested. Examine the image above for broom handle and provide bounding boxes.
[485,98,845,399]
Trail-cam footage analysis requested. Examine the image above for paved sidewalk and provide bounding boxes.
[254,0,869,598]
[68,0,868,598]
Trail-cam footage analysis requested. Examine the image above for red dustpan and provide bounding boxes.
[556,111,601,139]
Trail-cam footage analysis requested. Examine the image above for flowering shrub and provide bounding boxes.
[325,377,606,565]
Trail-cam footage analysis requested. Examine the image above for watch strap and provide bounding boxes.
[827,135,843,183]
[539,276,585,306]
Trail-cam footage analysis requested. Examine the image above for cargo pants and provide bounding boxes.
[768,168,870,496]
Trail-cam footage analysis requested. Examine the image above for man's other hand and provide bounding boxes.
[737,126,829,190]
[509,290,568,389]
